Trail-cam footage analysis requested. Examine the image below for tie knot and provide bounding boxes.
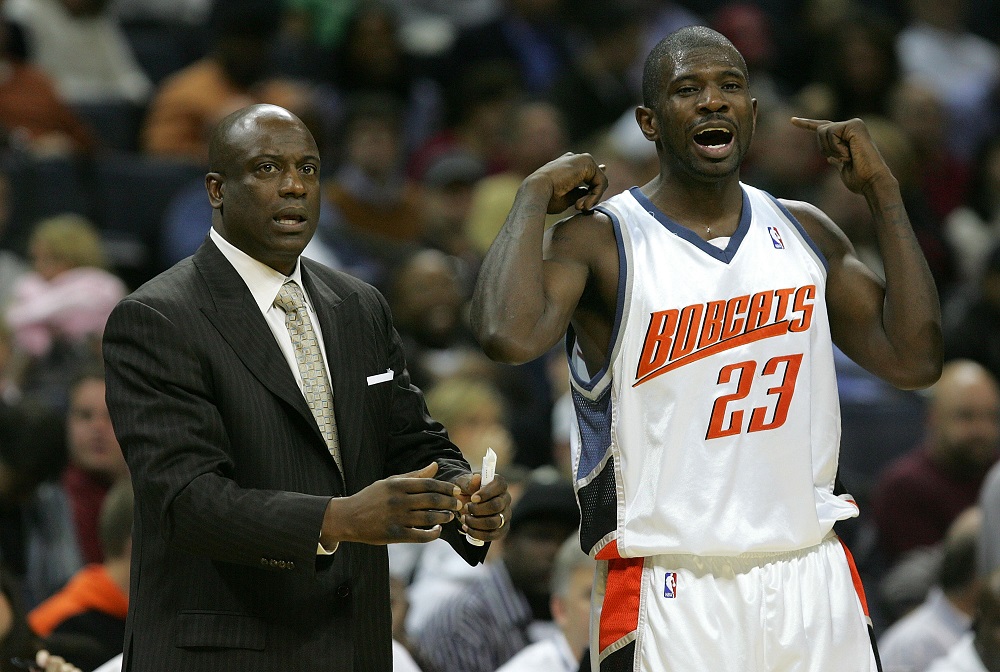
[274,281,307,314]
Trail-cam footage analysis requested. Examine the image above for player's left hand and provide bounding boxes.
[790,117,895,195]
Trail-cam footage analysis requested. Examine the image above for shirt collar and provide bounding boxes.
[210,227,309,314]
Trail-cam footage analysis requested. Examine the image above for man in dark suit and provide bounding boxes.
[102,103,511,671]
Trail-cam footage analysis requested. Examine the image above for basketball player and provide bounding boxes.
[470,26,942,672]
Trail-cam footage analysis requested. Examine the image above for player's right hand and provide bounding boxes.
[526,152,609,214]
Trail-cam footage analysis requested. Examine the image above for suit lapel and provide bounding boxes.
[302,264,362,487]
[192,242,322,451]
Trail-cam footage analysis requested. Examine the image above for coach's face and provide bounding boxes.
[207,106,321,276]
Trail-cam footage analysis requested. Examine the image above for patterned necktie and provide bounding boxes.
[273,280,342,471]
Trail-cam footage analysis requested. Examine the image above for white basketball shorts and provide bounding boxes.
[590,535,880,671]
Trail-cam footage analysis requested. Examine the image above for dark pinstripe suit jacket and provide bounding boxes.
[103,239,485,671]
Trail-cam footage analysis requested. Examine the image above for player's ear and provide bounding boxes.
[636,106,659,142]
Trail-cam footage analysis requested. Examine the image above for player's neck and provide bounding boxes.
[640,174,744,239]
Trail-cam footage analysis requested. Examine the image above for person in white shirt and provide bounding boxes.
[496,534,596,672]
[927,568,1000,672]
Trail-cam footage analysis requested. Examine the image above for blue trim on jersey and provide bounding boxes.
[572,386,613,480]
[628,186,752,264]
[564,205,629,392]
[766,193,829,271]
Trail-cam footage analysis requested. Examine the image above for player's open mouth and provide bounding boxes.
[693,127,734,155]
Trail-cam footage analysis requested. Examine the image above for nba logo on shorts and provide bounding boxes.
[768,226,784,249]
[663,572,677,598]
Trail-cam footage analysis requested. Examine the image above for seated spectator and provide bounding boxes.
[6,215,126,363]
[944,242,1000,384]
[926,567,1000,671]
[0,568,83,672]
[873,360,1000,565]
[2,0,151,106]
[466,100,568,255]
[140,1,312,165]
[414,476,579,672]
[0,20,94,155]
[879,507,982,672]
[23,364,128,606]
[495,534,595,672]
[28,479,131,672]
[944,138,1000,285]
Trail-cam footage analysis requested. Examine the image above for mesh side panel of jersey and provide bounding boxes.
[578,458,620,554]
[572,386,612,480]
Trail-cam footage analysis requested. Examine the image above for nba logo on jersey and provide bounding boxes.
[768,226,784,249]
[663,572,678,598]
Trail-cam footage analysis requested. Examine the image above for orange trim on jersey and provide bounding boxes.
[634,321,790,387]
[838,538,870,617]
[599,557,644,653]
[595,539,622,560]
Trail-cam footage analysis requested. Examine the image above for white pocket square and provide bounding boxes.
[366,369,394,386]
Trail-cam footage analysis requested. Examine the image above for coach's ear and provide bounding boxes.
[206,173,224,210]
[636,106,659,142]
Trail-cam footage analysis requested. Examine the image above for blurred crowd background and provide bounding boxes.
[0,0,998,670]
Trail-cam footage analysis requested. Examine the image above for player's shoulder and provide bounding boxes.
[776,197,851,262]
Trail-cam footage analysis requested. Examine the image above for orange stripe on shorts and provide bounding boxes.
[839,538,871,617]
[599,556,644,653]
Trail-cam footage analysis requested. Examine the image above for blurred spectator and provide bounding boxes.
[23,364,128,606]
[878,507,982,672]
[944,138,1000,284]
[796,7,901,121]
[387,249,484,389]
[418,149,486,288]
[978,421,1000,579]
[547,2,643,144]
[279,0,357,55]
[495,534,594,672]
[0,568,85,672]
[410,60,523,180]
[414,476,579,672]
[318,93,422,292]
[0,20,95,155]
[316,1,444,155]
[466,100,568,255]
[583,109,658,201]
[383,0,501,59]
[896,0,1000,161]
[872,360,1000,564]
[710,2,785,109]
[140,1,313,164]
[888,80,971,226]
[0,172,29,311]
[2,0,151,106]
[27,480,131,672]
[0,400,67,578]
[743,103,825,203]
[444,0,572,96]
[925,567,1000,672]
[944,243,1000,384]
[5,215,125,362]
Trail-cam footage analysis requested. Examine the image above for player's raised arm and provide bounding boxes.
[470,152,608,364]
[789,117,942,389]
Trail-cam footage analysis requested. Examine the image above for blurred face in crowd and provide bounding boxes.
[505,520,576,602]
[928,361,1000,479]
[68,377,127,482]
[554,562,595,659]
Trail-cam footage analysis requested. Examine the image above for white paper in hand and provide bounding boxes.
[467,447,497,546]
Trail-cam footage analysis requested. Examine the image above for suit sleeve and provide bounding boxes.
[373,289,489,566]
[103,297,332,575]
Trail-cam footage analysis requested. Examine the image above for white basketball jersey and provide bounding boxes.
[568,185,859,559]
